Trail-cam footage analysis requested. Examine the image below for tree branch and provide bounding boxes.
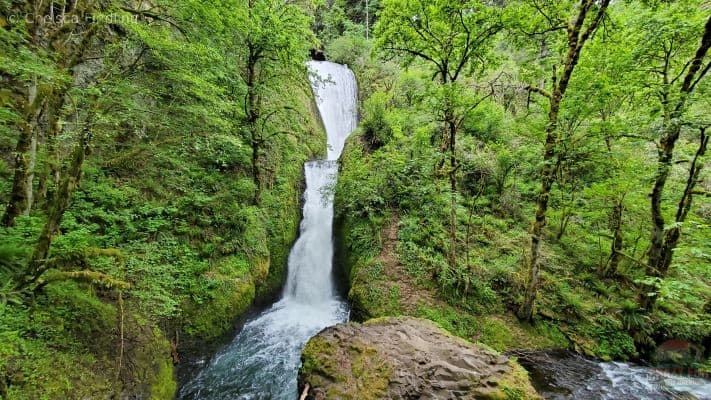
[526,85,551,98]
[120,7,187,37]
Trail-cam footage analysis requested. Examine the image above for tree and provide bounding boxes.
[375,0,502,268]
[11,0,240,289]
[633,9,711,311]
[239,0,314,204]
[517,0,610,321]
[1,1,98,227]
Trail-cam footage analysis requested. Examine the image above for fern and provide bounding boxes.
[0,243,28,278]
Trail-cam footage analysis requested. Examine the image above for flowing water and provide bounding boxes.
[516,350,711,399]
[178,61,357,400]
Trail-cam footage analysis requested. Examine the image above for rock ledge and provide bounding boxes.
[298,317,540,399]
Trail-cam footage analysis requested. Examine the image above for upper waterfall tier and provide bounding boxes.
[307,61,358,160]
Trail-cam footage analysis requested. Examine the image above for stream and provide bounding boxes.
[517,350,711,400]
[178,61,357,399]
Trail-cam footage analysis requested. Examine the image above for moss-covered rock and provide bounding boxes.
[181,254,265,341]
[183,276,256,341]
[298,317,541,399]
[121,320,178,399]
[300,335,392,399]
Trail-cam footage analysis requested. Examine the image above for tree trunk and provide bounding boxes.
[2,82,43,227]
[37,95,66,204]
[641,16,711,311]
[245,48,262,204]
[676,127,708,223]
[642,127,708,309]
[644,132,678,303]
[23,121,92,288]
[555,209,571,242]
[23,130,38,216]
[251,138,261,204]
[518,106,558,320]
[603,197,624,277]
[518,0,610,321]
[448,116,458,270]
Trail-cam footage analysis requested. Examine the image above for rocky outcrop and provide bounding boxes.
[298,317,541,399]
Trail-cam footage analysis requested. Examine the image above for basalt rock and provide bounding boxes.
[298,317,541,399]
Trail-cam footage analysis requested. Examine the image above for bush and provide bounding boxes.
[360,92,393,151]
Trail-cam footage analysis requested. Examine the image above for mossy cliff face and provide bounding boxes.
[183,88,327,343]
[255,89,328,301]
[0,79,325,399]
[298,317,541,399]
[181,255,262,341]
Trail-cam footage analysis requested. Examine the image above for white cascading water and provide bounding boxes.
[179,61,357,400]
[598,362,711,399]
[518,350,711,399]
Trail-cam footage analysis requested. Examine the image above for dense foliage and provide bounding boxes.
[331,0,710,365]
[0,0,709,398]
[0,0,323,397]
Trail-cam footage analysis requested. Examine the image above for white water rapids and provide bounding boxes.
[179,61,357,399]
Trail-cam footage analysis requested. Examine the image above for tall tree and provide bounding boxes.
[240,0,314,203]
[0,0,98,226]
[375,0,502,268]
[634,10,711,311]
[14,0,236,289]
[517,0,610,321]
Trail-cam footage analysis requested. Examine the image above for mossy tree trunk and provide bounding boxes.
[245,46,263,204]
[602,197,625,277]
[3,0,99,226]
[2,82,44,227]
[442,90,459,271]
[37,94,67,205]
[24,118,93,288]
[519,0,610,321]
[641,16,711,311]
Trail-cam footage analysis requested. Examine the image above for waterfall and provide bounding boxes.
[283,61,357,304]
[178,61,357,399]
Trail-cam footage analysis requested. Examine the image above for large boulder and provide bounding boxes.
[298,317,541,399]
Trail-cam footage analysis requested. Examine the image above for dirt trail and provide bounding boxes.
[376,215,435,313]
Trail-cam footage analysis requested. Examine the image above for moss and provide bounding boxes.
[121,323,176,399]
[348,257,409,320]
[184,276,256,340]
[493,360,542,400]
[251,255,270,283]
[559,320,636,361]
[149,360,177,400]
[300,336,341,380]
[347,344,392,399]
[300,336,392,400]
[1,340,113,400]
[477,315,569,352]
